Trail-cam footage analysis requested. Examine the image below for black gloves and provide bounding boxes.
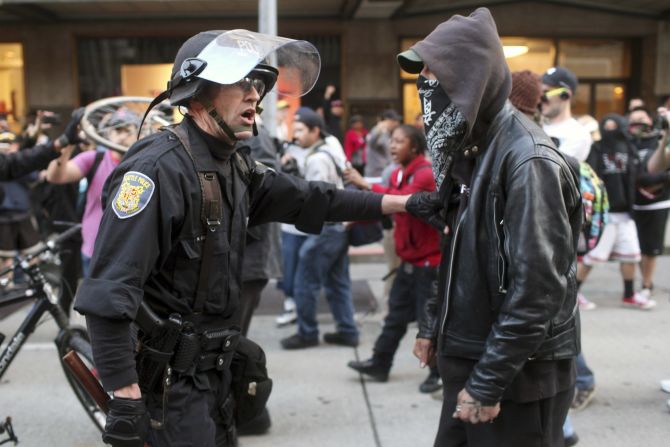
[406,191,447,232]
[56,107,85,147]
[102,397,150,447]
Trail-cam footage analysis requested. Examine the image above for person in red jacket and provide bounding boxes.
[344,124,442,393]
[344,115,368,173]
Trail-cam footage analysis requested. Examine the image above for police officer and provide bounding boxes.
[74,30,433,447]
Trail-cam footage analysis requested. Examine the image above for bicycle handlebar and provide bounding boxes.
[0,224,82,278]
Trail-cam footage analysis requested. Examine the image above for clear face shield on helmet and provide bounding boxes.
[141,29,321,142]
[193,29,321,98]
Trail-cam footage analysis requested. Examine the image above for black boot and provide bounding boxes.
[347,357,389,382]
[419,368,442,393]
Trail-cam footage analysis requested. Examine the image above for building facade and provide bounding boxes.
[0,0,668,131]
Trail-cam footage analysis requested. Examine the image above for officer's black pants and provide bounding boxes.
[434,356,572,447]
[373,263,437,367]
[147,370,235,447]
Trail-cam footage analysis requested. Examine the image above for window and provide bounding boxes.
[399,37,631,121]
[558,39,630,78]
[0,43,25,132]
[501,37,555,74]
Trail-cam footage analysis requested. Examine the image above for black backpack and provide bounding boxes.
[76,150,105,220]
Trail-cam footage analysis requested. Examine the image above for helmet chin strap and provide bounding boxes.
[197,96,238,144]
[199,99,265,142]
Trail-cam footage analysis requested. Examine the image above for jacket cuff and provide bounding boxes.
[464,381,500,406]
[74,277,144,320]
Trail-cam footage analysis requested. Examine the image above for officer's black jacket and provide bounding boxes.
[74,116,383,390]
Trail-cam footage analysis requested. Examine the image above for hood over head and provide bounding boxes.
[598,113,630,154]
[398,8,511,138]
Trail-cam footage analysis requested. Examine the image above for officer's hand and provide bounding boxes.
[56,107,85,148]
[406,191,449,234]
[413,337,435,369]
[102,397,150,447]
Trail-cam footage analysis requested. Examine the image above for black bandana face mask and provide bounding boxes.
[417,75,467,189]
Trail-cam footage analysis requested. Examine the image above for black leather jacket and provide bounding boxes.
[419,103,583,405]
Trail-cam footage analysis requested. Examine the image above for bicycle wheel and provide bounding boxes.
[57,326,107,432]
[81,96,177,152]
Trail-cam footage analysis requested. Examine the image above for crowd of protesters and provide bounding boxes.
[0,15,669,446]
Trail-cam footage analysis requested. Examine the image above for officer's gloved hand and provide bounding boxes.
[406,191,448,233]
[56,107,85,148]
[102,397,150,447]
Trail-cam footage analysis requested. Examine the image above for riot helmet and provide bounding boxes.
[141,29,321,141]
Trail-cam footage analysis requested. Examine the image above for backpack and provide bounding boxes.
[578,161,609,253]
[76,150,105,220]
[310,145,383,246]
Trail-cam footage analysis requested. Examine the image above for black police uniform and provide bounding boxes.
[74,115,383,446]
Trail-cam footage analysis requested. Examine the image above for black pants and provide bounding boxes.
[147,370,235,447]
[435,357,572,447]
[373,263,437,367]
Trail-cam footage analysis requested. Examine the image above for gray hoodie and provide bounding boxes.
[410,8,512,140]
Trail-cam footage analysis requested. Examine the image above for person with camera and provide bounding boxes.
[73,30,429,447]
[646,107,670,174]
[627,108,670,300]
[0,111,78,182]
[46,108,138,276]
[0,112,82,274]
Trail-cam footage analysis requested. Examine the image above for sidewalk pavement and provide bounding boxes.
[0,257,669,446]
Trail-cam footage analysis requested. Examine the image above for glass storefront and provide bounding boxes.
[0,43,25,132]
[400,37,632,123]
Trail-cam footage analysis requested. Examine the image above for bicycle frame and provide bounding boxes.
[0,269,70,379]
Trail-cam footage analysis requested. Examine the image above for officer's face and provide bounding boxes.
[192,82,261,142]
[292,122,320,148]
[215,82,261,138]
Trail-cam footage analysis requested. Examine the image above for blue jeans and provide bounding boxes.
[293,224,357,340]
[575,352,595,390]
[276,232,307,298]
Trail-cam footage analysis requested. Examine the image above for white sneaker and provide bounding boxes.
[639,288,652,300]
[276,298,297,327]
[660,379,670,394]
[622,292,656,310]
[577,292,597,311]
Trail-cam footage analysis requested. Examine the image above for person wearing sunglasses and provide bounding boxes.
[73,30,431,447]
[541,66,592,163]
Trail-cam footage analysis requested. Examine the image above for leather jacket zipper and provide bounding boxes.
[493,196,508,294]
[440,185,469,335]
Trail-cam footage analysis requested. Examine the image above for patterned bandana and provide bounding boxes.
[417,75,467,189]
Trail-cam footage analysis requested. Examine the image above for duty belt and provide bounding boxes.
[171,327,241,375]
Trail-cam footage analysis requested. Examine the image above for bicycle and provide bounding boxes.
[0,224,106,440]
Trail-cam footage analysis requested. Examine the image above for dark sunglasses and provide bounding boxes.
[233,76,267,97]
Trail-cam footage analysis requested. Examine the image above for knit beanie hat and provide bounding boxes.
[509,70,541,115]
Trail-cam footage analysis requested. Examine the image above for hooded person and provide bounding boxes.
[579,115,655,310]
[73,29,419,447]
[398,8,583,446]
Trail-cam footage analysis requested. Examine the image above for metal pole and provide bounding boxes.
[259,0,277,137]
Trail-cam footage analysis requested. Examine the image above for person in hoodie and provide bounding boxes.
[580,115,654,309]
[398,8,582,446]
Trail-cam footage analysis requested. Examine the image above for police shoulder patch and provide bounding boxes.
[112,171,156,219]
